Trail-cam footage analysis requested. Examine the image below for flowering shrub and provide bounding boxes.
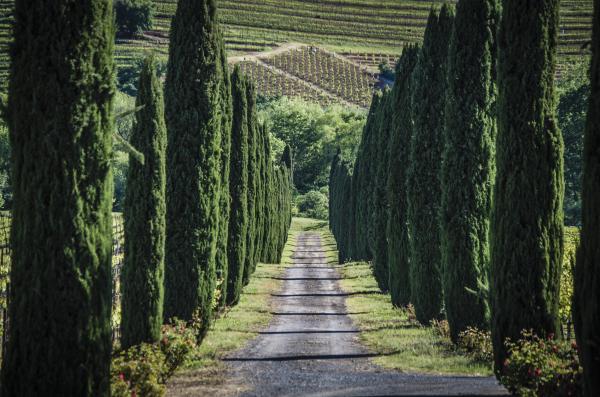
[111,319,198,397]
[457,327,493,363]
[500,330,582,397]
[160,319,197,379]
[111,344,166,397]
[430,319,451,340]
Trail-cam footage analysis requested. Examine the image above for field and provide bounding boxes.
[0,0,594,101]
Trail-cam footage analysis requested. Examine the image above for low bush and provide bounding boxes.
[111,320,197,397]
[500,330,582,397]
[430,319,451,341]
[296,189,329,220]
[115,0,153,37]
[457,327,493,363]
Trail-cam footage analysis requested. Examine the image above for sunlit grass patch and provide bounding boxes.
[339,260,493,376]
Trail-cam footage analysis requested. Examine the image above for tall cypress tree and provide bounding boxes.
[491,0,563,373]
[407,5,454,324]
[253,122,266,266]
[243,80,258,284]
[441,0,497,342]
[372,90,393,292]
[575,1,600,393]
[226,66,249,306]
[121,56,167,349]
[0,1,114,395]
[353,93,381,260]
[164,0,224,333]
[387,44,420,308]
[216,34,232,309]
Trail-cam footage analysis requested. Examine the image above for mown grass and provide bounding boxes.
[168,217,331,393]
[313,227,494,376]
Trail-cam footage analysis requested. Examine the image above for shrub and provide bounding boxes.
[115,0,153,36]
[457,327,493,363]
[111,320,197,397]
[296,189,328,220]
[430,319,451,341]
[500,330,582,397]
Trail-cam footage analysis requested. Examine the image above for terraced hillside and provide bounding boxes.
[0,0,593,100]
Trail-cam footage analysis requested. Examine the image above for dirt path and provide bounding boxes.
[222,233,507,396]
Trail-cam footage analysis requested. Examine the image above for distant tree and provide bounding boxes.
[491,0,563,374]
[0,1,115,395]
[372,89,393,292]
[226,66,249,306]
[407,5,454,324]
[440,0,498,342]
[121,56,167,349]
[164,0,224,336]
[557,62,590,227]
[216,34,233,309]
[387,44,419,308]
[243,80,258,285]
[574,0,600,394]
[352,93,381,260]
[115,0,153,36]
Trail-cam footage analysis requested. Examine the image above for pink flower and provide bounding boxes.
[503,359,510,367]
[535,368,542,377]
[119,373,125,381]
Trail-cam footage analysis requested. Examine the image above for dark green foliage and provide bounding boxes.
[557,62,590,227]
[352,93,381,261]
[253,122,268,264]
[387,45,419,308]
[216,36,232,309]
[574,0,600,393]
[121,56,167,349]
[329,152,353,263]
[440,0,497,342]
[243,81,258,285]
[226,67,249,306]
[115,0,153,36]
[117,57,167,97]
[491,0,564,374]
[372,89,393,292]
[406,5,454,324]
[164,0,224,334]
[0,1,115,395]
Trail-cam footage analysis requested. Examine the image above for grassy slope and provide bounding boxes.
[0,1,592,101]
[168,217,331,394]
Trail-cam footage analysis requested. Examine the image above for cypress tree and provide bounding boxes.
[491,0,563,373]
[353,93,381,260]
[253,122,266,266]
[372,89,393,292]
[407,5,454,324]
[226,66,249,306]
[216,34,233,309]
[387,45,420,308]
[0,1,114,395]
[243,80,258,284]
[575,0,600,392]
[164,0,224,333]
[121,56,167,349]
[441,0,498,342]
[329,151,341,241]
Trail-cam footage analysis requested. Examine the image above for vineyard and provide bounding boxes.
[0,1,594,103]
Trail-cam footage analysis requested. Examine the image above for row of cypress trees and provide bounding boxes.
[0,0,293,394]
[330,0,568,379]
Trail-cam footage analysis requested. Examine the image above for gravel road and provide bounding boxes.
[223,233,508,397]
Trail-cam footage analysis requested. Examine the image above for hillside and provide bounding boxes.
[0,0,594,101]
